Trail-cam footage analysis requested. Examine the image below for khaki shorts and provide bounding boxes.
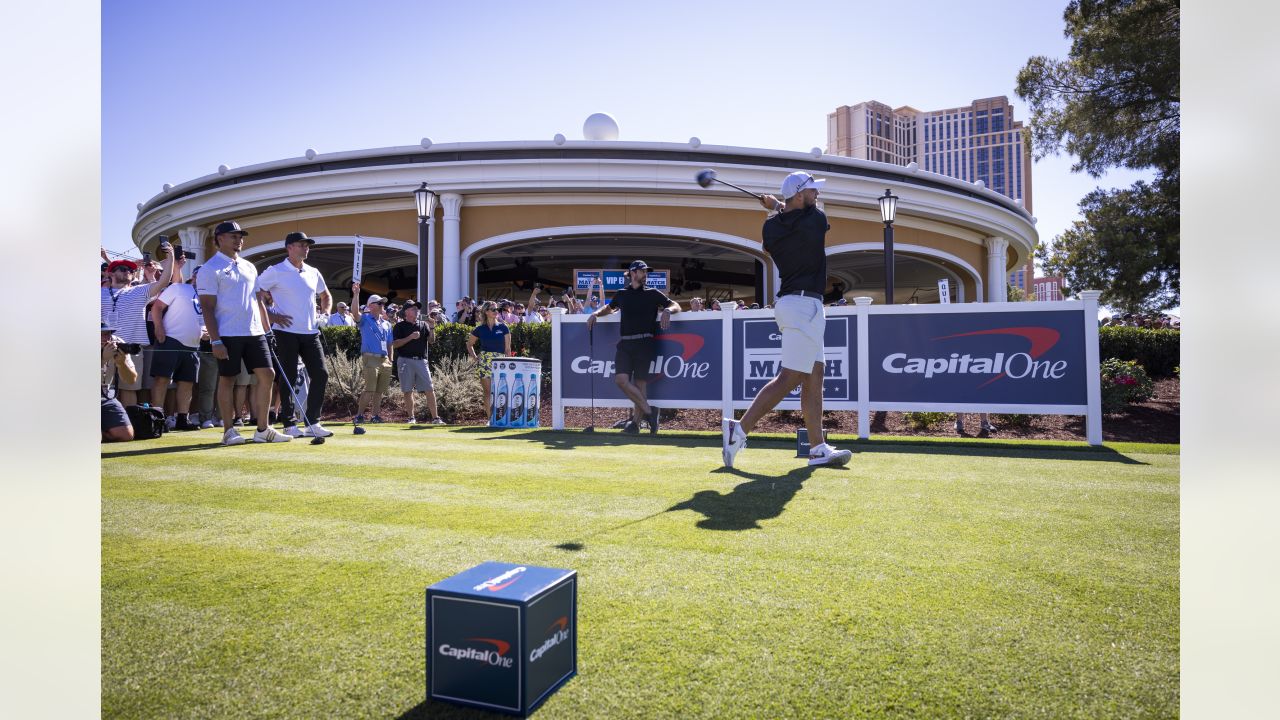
[773,294,826,373]
[361,353,393,396]
[234,361,258,387]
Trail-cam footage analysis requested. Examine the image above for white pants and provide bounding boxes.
[773,295,825,372]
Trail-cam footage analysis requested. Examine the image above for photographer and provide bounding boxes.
[391,300,444,424]
[523,286,546,323]
[101,239,178,407]
[101,321,137,442]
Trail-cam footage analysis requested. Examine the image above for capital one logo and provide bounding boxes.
[881,326,1067,387]
[570,333,711,380]
[472,566,526,593]
[529,616,571,663]
[439,637,515,668]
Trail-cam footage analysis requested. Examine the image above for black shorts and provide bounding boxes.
[614,338,656,379]
[149,336,200,383]
[217,335,272,377]
[101,394,130,432]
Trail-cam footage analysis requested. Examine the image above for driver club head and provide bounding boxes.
[695,169,716,188]
[353,425,366,435]
[310,436,325,445]
[583,426,595,434]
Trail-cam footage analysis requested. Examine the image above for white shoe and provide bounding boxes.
[253,426,292,443]
[431,417,446,425]
[283,425,308,438]
[722,418,746,468]
[308,423,334,438]
[201,419,215,429]
[808,443,852,467]
[221,428,245,446]
[165,415,177,431]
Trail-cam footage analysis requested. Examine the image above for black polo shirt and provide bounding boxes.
[607,285,673,337]
[763,205,829,296]
[392,320,430,357]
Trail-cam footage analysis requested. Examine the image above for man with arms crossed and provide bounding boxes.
[391,300,445,425]
[722,172,852,468]
[197,220,291,445]
[586,260,678,435]
[255,231,334,438]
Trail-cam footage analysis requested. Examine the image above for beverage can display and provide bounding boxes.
[493,366,509,427]
[526,371,539,426]
[511,373,525,428]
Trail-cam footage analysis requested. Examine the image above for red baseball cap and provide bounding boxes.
[107,259,139,272]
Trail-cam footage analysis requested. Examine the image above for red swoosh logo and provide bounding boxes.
[931,327,1061,388]
[546,617,568,634]
[466,637,511,656]
[485,578,519,592]
[655,333,704,361]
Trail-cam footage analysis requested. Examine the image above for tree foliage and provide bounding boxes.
[1018,0,1179,311]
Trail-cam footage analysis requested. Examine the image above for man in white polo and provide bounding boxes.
[100,242,177,407]
[196,220,291,445]
[255,231,334,438]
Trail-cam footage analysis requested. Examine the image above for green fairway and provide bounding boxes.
[102,427,1178,719]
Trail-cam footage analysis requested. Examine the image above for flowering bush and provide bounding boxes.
[1100,358,1154,414]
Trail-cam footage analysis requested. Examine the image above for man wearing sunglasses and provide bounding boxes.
[721,171,852,468]
[100,240,178,407]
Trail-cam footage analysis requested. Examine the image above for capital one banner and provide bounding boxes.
[731,316,856,403]
[559,319,722,401]
[868,310,1088,406]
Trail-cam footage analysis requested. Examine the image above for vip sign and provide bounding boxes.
[573,269,669,292]
[732,316,855,402]
[427,562,577,716]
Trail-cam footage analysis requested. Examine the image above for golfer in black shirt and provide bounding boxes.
[587,260,680,434]
[722,171,852,468]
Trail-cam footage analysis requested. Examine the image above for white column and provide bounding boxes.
[985,236,1009,303]
[1080,290,1104,446]
[178,226,208,280]
[427,220,437,303]
[440,193,464,305]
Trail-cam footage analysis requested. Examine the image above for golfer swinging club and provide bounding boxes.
[722,172,853,468]
[586,261,679,434]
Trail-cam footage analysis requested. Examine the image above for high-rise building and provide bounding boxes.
[828,96,1035,291]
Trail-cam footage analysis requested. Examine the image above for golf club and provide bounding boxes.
[695,169,765,201]
[267,343,325,445]
[583,324,595,433]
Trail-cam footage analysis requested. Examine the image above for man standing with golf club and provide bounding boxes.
[255,231,333,438]
[721,172,852,468]
[586,260,678,435]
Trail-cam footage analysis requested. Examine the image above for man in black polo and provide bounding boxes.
[721,171,852,468]
[586,260,679,435]
[391,300,444,425]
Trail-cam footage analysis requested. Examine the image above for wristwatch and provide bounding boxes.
[211,339,224,346]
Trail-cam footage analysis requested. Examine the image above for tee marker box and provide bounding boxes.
[426,562,577,716]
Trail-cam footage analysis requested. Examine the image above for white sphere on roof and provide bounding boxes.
[689,137,701,148]
[136,203,143,211]
[553,133,566,145]
[162,183,172,193]
[583,113,619,141]
[420,137,432,149]
[906,162,918,172]
[217,164,229,175]
[305,148,317,160]
[811,147,823,158]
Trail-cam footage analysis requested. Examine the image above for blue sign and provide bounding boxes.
[574,269,668,292]
[559,319,721,401]
[867,310,1087,405]
[731,316,856,402]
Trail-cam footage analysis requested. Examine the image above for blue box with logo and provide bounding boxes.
[426,562,577,716]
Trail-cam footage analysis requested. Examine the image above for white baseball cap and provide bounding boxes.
[366,294,387,305]
[781,171,825,198]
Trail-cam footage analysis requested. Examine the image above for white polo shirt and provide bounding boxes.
[255,259,329,335]
[196,251,264,337]
[156,283,205,348]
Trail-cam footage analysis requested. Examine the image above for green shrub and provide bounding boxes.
[1100,358,1155,414]
[320,325,362,360]
[996,414,1035,429]
[430,323,475,365]
[1099,327,1179,377]
[903,411,950,430]
[431,355,485,422]
[322,352,402,416]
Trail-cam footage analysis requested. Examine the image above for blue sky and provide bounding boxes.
[103,0,1154,269]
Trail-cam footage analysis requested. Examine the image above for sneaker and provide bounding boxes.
[253,426,292,443]
[371,415,385,424]
[647,405,660,435]
[407,417,418,426]
[165,415,177,431]
[233,417,245,427]
[722,418,746,468]
[174,415,196,432]
[222,428,245,446]
[200,419,215,430]
[954,419,964,434]
[980,421,997,432]
[308,423,334,438]
[621,420,639,435]
[431,417,446,425]
[808,443,852,467]
[282,424,307,438]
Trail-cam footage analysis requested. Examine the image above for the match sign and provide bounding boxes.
[731,316,856,403]
[573,269,669,292]
[353,235,365,283]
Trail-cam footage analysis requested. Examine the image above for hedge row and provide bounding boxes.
[1098,326,1179,377]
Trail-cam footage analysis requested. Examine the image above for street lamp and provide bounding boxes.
[878,188,899,305]
[414,182,437,302]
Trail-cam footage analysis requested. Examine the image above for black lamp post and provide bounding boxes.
[414,182,436,302]
[878,188,899,304]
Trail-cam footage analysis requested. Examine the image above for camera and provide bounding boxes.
[534,282,543,290]
[141,251,152,263]
[173,244,197,260]
[154,235,172,260]
[117,342,142,355]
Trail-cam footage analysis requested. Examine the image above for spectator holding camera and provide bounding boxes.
[466,301,512,420]
[148,251,201,430]
[101,321,137,442]
[352,281,394,424]
[197,220,291,445]
[392,300,444,424]
[101,239,178,407]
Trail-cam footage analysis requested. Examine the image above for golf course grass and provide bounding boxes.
[102,427,1179,718]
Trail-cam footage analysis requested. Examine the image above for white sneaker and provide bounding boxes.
[253,426,293,443]
[283,425,308,438]
[722,418,746,468]
[165,415,177,431]
[308,423,334,438]
[201,419,215,429]
[222,428,246,446]
[431,417,446,425]
[808,443,852,467]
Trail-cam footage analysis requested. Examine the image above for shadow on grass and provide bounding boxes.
[100,442,225,459]
[552,508,674,552]
[667,465,823,531]
[474,429,711,450]
[395,698,502,719]
[854,439,1147,465]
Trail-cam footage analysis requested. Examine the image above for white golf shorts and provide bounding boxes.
[773,294,825,372]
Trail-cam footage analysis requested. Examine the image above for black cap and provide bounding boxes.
[628,260,651,272]
[213,220,249,236]
[100,320,115,333]
[402,300,421,310]
[284,231,315,246]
